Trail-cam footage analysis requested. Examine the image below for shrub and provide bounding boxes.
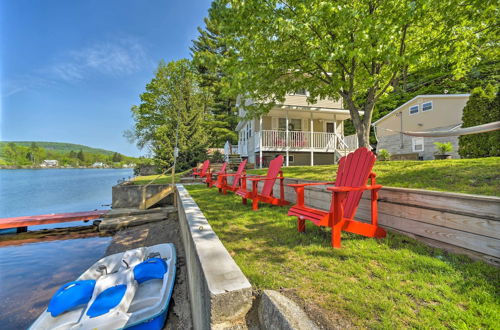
[459,85,500,158]
[377,149,391,161]
[434,142,453,155]
[210,150,225,163]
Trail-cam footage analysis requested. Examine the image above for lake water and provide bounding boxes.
[0,168,132,329]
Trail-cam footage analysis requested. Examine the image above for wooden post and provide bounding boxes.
[259,116,263,169]
[285,111,289,167]
[310,113,314,166]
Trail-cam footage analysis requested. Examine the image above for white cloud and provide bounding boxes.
[47,38,151,82]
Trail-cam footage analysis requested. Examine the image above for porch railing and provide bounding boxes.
[260,130,343,151]
[343,134,359,149]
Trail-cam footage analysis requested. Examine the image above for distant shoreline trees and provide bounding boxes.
[0,142,135,167]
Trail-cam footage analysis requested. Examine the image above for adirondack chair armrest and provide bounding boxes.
[218,173,236,178]
[288,182,336,188]
[248,177,279,182]
[326,184,382,192]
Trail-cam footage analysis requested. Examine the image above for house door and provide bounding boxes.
[326,122,335,133]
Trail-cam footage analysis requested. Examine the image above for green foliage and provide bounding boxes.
[374,61,500,124]
[377,149,391,161]
[191,2,239,146]
[459,85,500,158]
[0,141,137,167]
[209,150,225,163]
[112,152,123,162]
[187,184,499,328]
[130,59,210,171]
[0,141,119,155]
[77,149,85,161]
[434,142,454,155]
[210,0,497,147]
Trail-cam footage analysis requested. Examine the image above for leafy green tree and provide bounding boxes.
[191,2,239,146]
[459,85,500,158]
[77,149,85,162]
[130,59,210,170]
[69,150,76,158]
[212,0,497,147]
[112,152,123,162]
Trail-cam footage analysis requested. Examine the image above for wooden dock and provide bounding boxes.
[0,210,109,230]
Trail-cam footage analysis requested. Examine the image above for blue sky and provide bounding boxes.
[1,0,211,157]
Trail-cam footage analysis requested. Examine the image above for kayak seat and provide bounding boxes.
[48,280,96,317]
[133,258,168,284]
[86,284,127,318]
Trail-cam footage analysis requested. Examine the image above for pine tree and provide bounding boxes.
[191,2,238,146]
[112,152,122,162]
[77,149,85,162]
[459,85,500,158]
[131,59,210,170]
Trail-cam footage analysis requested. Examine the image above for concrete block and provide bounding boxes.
[258,290,319,330]
[176,184,253,330]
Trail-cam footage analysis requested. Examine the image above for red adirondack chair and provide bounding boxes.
[216,160,247,194]
[205,162,228,188]
[236,155,289,210]
[287,148,386,248]
[192,160,210,179]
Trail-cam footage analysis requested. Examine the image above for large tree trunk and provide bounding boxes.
[344,93,376,149]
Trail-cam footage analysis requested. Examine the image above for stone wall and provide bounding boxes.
[112,183,173,209]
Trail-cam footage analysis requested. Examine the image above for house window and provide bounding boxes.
[422,101,433,112]
[289,119,301,131]
[287,155,294,163]
[278,118,302,131]
[412,137,424,152]
[294,89,307,96]
[409,105,419,115]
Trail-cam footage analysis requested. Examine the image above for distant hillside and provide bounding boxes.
[0,141,138,167]
[0,141,119,156]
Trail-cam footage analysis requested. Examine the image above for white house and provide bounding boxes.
[40,160,58,167]
[235,91,360,167]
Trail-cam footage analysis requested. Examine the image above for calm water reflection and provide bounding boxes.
[0,236,112,329]
[0,169,130,328]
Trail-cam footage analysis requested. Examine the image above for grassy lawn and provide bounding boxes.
[248,157,500,197]
[186,184,499,329]
[131,170,190,185]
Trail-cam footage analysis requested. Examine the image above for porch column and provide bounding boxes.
[259,116,263,169]
[310,113,314,166]
[285,111,289,167]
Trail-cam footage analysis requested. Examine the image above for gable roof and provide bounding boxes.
[372,94,470,126]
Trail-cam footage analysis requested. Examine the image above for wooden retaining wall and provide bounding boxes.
[227,176,500,265]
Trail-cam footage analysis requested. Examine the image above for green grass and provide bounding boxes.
[248,157,500,196]
[186,184,500,328]
[131,170,190,185]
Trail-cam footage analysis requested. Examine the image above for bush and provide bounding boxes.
[210,150,225,163]
[459,85,500,158]
[434,142,453,155]
[377,149,391,161]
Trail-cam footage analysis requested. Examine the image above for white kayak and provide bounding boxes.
[30,243,176,330]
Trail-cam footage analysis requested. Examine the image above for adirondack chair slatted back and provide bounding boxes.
[331,148,376,219]
[231,159,248,189]
[261,155,284,197]
[219,162,228,173]
[200,160,210,176]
